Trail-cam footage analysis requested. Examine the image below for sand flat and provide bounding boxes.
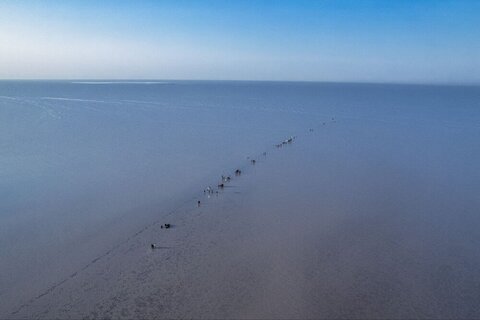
[10,117,480,318]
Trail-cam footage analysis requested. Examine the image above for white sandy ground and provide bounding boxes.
[8,119,480,319]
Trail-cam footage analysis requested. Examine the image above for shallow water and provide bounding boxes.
[1,81,479,317]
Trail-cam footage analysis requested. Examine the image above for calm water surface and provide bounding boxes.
[1,81,479,316]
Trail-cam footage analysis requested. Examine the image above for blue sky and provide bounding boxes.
[0,0,478,83]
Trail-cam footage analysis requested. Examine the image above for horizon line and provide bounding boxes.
[0,79,479,87]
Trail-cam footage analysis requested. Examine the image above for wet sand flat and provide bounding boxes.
[11,117,480,319]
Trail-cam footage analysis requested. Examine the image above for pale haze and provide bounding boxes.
[0,0,479,83]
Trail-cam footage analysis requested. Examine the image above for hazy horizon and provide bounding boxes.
[1,79,479,87]
[1,0,479,84]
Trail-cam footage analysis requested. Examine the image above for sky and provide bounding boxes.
[0,0,479,83]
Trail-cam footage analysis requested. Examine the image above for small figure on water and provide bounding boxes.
[204,186,213,194]
[251,159,256,164]
[197,200,201,207]
[235,169,242,175]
